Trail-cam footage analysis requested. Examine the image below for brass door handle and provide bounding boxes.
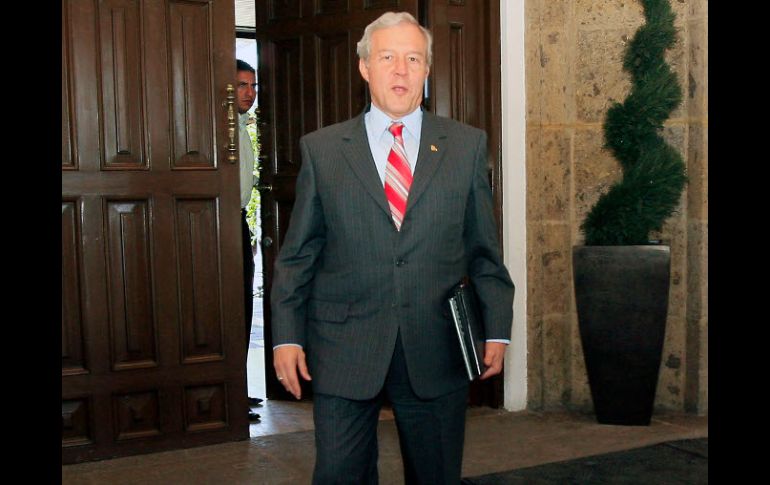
[226,84,237,163]
[255,183,273,192]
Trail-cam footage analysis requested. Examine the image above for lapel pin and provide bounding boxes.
[430,144,438,152]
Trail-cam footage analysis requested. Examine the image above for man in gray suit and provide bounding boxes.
[271,11,514,485]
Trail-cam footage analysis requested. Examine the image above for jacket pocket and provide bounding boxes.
[307,299,350,323]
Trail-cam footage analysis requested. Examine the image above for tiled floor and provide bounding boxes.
[62,401,707,484]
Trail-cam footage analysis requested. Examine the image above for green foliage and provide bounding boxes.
[245,107,261,244]
[581,0,687,246]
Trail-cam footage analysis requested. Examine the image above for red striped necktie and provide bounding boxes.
[384,122,413,231]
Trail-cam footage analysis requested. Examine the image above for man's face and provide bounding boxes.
[358,23,429,120]
[236,70,256,114]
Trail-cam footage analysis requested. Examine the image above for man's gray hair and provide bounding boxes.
[356,11,433,66]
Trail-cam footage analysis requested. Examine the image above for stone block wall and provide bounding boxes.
[524,0,708,414]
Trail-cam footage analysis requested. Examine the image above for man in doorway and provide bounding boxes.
[271,12,514,484]
[236,59,263,421]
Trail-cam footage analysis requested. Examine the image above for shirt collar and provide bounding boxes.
[239,112,249,127]
[367,103,422,140]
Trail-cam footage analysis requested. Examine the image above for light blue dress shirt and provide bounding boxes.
[364,103,422,185]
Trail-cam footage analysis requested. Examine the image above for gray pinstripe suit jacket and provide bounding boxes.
[270,108,514,400]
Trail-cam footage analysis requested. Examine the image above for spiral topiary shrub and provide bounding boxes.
[581,0,687,246]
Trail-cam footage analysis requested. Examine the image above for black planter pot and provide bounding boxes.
[572,246,671,426]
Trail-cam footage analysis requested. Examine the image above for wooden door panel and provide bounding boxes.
[65,0,102,170]
[448,21,469,122]
[105,199,158,370]
[62,200,87,375]
[98,0,146,168]
[169,0,216,168]
[62,11,75,170]
[79,196,113,378]
[62,0,246,463]
[272,192,294,254]
[62,398,94,447]
[113,389,161,440]
[268,0,300,20]
[317,33,353,126]
[184,383,229,431]
[364,0,401,9]
[176,197,225,363]
[317,0,348,15]
[141,0,173,169]
[270,37,303,167]
[430,0,486,128]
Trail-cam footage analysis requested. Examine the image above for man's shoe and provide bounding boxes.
[248,411,261,421]
[248,397,264,406]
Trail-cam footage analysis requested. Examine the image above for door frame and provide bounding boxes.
[500,0,527,412]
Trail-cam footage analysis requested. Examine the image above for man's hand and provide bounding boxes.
[479,342,507,380]
[273,345,312,399]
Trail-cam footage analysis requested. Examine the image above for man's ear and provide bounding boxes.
[358,58,369,83]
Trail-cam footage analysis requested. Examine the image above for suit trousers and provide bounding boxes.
[312,332,469,485]
[241,209,255,350]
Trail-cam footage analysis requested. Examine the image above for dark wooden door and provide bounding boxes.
[62,0,249,463]
[256,0,502,406]
[427,0,504,407]
[255,0,418,400]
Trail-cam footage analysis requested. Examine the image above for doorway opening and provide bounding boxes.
[234,0,511,439]
[235,27,266,412]
[236,0,318,439]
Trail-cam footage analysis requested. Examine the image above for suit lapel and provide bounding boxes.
[405,111,447,216]
[339,109,448,222]
[340,113,392,218]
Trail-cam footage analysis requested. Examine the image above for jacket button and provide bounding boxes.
[395,259,406,267]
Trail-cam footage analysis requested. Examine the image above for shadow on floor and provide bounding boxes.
[461,437,707,484]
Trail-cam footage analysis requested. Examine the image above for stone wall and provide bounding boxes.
[524,0,708,414]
